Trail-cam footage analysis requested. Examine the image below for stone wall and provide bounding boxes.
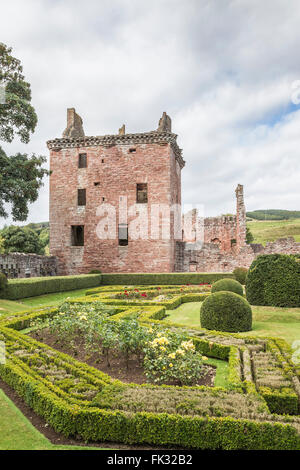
[175,237,300,273]
[0,253,57,278]
[48,110,184,275]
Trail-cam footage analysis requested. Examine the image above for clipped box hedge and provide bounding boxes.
[1,304,299,449]
[101,272,234,286]
[0,274,102,300]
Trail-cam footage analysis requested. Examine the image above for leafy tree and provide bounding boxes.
[0,235,4,254]
[0,225,44,254]
[246,226,254,244]
[0,43,37,143]
[0,43,49,221]
[39,227,50,248]
[0,147,48,221]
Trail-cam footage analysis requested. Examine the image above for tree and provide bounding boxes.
[0,43,37,143]
[0,225,44,255]
[246,226,254,244]
[0,43,49,221]
[0,235,4,254]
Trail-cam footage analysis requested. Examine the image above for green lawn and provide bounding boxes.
[0,299,29,315]
[165,302,300,344]
[247,218,300,245]
[0,288,90,317]
[0,388,102,450]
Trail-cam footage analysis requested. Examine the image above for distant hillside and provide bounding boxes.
[246,210,300,220]
[247,218,300,245]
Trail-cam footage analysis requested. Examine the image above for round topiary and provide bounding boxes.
[200,291,252,332]
[246,254,300,308]
[233,267,248,285]
[211,278,244,296]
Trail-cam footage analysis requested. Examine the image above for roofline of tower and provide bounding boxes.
[47,130,185,168]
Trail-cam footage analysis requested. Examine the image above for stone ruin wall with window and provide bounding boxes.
[175,184,300,272]
[0,253,57,278]
[47,108,300,275]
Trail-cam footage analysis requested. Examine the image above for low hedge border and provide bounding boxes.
[101,273,234,286]
[0,288,299,448]
[1,349,300,449]
[0,274,102,300]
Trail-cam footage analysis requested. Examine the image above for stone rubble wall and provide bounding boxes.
[0,253,57,278]
[175,237,300,272]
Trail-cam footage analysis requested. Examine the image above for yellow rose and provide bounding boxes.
[176,348,185,356]
[202,356,208,360]
[168,352,176,359]
[169,363,173,368]
[160,346,166,352]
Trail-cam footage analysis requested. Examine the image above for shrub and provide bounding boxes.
[233,267,248,285]
[143,333,204,386]
[101,273,234,285]
[246,254,300,307]
[200,291,252,332]
[211,278,244,296]
[0,273,7,294]
[89,269,102,274]
[0,274,102,300]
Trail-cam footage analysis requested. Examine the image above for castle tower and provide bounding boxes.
[235,184,247,250]
[47,110,184,274]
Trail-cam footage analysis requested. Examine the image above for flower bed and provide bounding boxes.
[0,286,299,449]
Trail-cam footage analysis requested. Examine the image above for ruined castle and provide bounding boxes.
[47,109,300,275]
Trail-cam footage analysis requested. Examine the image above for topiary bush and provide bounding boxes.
[246,254,300,308]
[200,291,252,332]
[233,267,248,285]
[211,278,244,296]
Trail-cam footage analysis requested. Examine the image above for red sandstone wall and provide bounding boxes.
[203,216,237,251]
[50,142,180,274]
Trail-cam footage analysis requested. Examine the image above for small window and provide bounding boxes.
[118,223,128,246]
[231,239,237,246]
[94,182,100,186]
[71,225,84,246]
[78,153,87,168]
[129,148,136,153]
[101,159,104,163]
[77,189,86,206]
[137,183,148,203]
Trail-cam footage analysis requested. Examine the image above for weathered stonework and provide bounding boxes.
[48,110,184,274]
[0,253,57,278]
[48,108,300,275]
[176,187,300,272]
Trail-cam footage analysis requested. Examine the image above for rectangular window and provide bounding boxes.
[136,183,148,203]
[71,225,84,246]
[77,188,86,206]
[118,223,128,246]
[78,153,87,168]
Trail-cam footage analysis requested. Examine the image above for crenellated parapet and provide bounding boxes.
[47,110,185,169]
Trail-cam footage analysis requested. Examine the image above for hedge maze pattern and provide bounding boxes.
[0,284,300,449]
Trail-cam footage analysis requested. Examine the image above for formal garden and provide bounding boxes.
[0,254,299,450]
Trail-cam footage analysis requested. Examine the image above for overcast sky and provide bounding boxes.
[1,0,300,228]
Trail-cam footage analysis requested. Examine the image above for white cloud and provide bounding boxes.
[0,0,300,228]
